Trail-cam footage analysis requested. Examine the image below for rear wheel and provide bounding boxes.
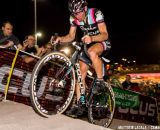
[88,82,115,127]
[30,52,75,117]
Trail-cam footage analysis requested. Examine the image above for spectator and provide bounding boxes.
[110,71,123,89]
[35,42,54,57]
[21,35,37,52]
[22,35,45,63]
[0,21,22,49]
[43,42,53,54]
[122,74,132,90]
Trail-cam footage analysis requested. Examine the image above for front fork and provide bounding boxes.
[50,63,73,90]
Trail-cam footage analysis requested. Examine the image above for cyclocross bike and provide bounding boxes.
[30,41,115,127]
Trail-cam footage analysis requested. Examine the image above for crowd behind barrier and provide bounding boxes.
[0,49,159,126]
[108,69,160,98]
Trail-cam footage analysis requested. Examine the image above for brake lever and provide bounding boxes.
[50,36,56,46]
[50,33,59,51]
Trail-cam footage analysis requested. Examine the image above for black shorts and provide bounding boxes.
[78,40,111,65]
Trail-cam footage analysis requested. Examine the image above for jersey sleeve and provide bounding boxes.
[94,9,104,23]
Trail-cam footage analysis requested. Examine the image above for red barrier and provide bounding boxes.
[0,49,158,125]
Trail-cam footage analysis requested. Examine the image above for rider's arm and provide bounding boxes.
[2,41,14,48]
[60,26,77,43]
[16,43,23,50]
[91,22,108,42]
[91,9,108,42]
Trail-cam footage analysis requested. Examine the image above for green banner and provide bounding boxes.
[113,87,140,108]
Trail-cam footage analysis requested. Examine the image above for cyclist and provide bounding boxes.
[53,0,111,117]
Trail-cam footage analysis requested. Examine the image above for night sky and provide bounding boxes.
[0,0,160,65]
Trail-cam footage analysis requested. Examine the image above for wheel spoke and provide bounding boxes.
[88,82,115,127]
[30,52,75,117]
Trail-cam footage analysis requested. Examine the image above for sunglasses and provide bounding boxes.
[72,9,84,16]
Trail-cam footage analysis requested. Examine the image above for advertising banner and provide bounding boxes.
[113,87,139,108]
[0,49,159,125]
[114,92,158,125]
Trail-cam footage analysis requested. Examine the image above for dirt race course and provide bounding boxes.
[0,101,155,130]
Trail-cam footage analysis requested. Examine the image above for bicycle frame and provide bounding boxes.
[74,63,85,95]
[30,41,115,127]
[57,42,97,100]
[59,42,87,96]
[57,41,109,98]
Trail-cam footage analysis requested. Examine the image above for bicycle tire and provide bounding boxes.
[88,82,115,127]
[30,52,76,117]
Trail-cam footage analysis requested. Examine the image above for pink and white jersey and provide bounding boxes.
[70,8,104,36]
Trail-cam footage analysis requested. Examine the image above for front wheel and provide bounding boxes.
[88,82,115,127]
[30,52,76,117]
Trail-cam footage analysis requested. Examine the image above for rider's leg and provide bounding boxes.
[66,61,88,117]
[87,43,107,94]
[76,60,89,102]
[88,43,104,79]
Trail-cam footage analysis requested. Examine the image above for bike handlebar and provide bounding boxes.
[50,33,90,57]
[72,41,90,58]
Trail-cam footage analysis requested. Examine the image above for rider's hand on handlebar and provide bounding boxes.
[81,35,92,44]
[50,36,61,45]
